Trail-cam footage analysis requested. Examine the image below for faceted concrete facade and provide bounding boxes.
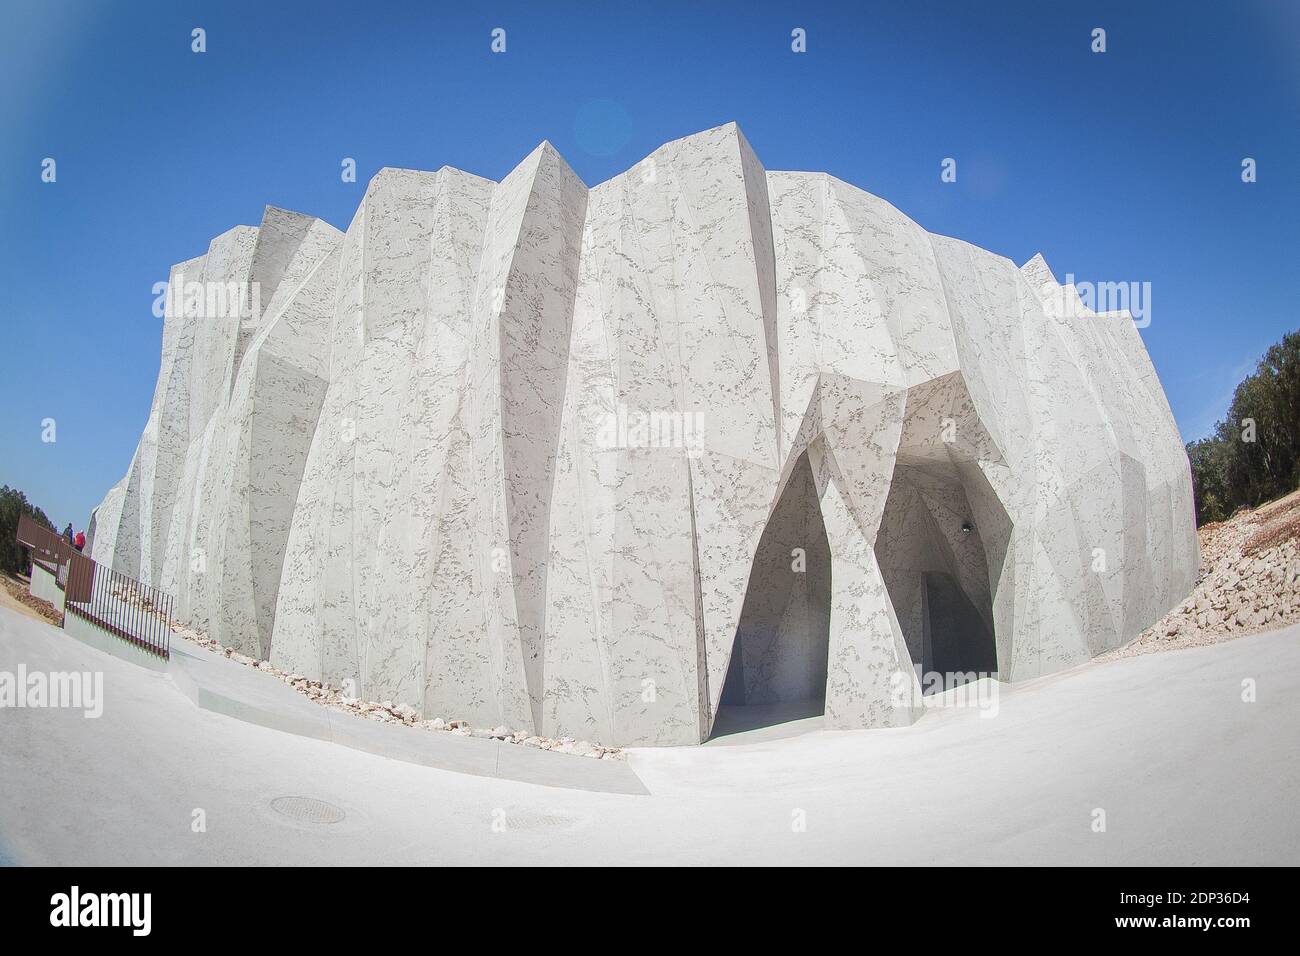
[90,124,1198,746]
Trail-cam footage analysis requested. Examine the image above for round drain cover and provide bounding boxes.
[269,795,346,825]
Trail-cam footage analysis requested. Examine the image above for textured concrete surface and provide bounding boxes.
[89,123,1198,746]
[61,611,169,673]
[27,564,63,612]
[1,604,1295,865]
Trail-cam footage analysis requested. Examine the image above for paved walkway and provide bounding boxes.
[1,604,1297,864]
[18,599,644,795]
[168,639,645,794]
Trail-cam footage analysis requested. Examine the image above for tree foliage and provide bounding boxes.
[0,485,55,575]
[1187,330,1300,525]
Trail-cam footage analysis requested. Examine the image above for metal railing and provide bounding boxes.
[15,513,77,573]
[15,512,173,660]
[63,553,173,659]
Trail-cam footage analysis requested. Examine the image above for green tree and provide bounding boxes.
[0,485,55,575]
[1186,330,1300,524]
[1187,436,1231,524]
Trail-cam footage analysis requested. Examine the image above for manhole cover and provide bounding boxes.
[269,795,346,825]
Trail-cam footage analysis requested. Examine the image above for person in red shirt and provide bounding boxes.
[73,530,85,551]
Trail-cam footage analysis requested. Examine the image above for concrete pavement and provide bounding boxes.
[1,604,1297,865]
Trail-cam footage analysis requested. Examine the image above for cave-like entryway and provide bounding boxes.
[712,450,831,740]
[874,458,1001,692]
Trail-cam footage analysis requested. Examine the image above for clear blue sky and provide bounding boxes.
[2,0,1297,530]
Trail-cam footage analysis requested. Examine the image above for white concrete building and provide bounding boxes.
[90,124,1198,746]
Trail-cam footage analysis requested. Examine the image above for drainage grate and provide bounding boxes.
[269,795,346,825]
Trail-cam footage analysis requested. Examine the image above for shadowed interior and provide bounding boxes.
[714,451,831,738]
[875,458,1000,690]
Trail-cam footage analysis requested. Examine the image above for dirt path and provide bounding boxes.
[0,572,62,627]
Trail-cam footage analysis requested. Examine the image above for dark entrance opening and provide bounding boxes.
[874,459,1000,693]
[924,570,997,676]
[712,450,831,740]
